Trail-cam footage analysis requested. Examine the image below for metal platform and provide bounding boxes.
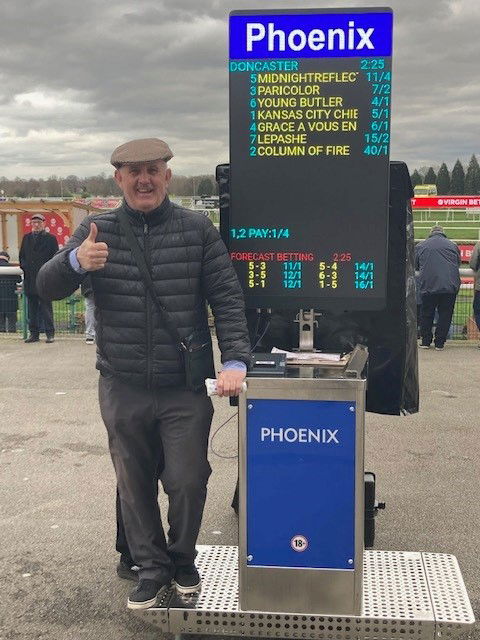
[137,545,475,639]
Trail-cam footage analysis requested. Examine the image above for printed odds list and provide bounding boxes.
[234,58,392,161]
[247,68,361,159]
[229,10,393,310]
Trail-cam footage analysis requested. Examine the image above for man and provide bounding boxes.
[37,138,251,609]
[19,213,58,343]
[415,224,460,350]
[469,240,480,347]
[81,274,95,344]
[0,251,21,332]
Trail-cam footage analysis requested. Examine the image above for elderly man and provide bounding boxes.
[37,138,251,609]
[19,213,58,342]
[415,224,460,350]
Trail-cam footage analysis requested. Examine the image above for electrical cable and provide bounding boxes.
[250,309,272,352]
[251,318,271,352]
[209,411,238,459]
[209,310,271,459]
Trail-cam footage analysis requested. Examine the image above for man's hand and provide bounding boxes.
[77,223,109,271]
[216,368,246,397]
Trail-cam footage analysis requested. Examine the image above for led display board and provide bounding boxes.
[229,7,393,310]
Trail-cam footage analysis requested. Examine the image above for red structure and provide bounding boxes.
[411,196,480,208]
[21,212,72,249]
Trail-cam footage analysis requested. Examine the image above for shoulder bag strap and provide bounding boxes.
[116,208,187,350]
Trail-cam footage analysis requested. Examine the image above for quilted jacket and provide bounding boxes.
[37,198,251,388]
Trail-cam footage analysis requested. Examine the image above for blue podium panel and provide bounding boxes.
[246,399,356,570]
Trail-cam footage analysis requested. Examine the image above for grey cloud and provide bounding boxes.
[0,0,478,177]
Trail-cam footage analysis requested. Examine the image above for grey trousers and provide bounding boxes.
[84,295,95,338]
[98,374,214,581]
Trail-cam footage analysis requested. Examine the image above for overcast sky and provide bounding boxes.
[0,0,478,179]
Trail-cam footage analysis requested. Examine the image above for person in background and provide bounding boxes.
[81,274,95,344]
[37,137,251,610]
[0,251,21,333]
[415,225,461,351]
[415,272,422,339]
[19,213,58,343]
[468,240,480,348]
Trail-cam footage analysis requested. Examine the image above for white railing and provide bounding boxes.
[0,266,23,275]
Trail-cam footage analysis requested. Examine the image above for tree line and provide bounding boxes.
[410,155,480,195]
[0,174,218,199]
[2,156,479,198]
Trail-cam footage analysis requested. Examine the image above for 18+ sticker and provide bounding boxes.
[291,535,308,552]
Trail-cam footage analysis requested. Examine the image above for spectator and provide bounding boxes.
[0,251,21,333]
[37,137,251,610]
[19,214,58,343]
[81,274,95,344]
[469,240,480,348]
[415,273,422,339]
[415,225,460,350]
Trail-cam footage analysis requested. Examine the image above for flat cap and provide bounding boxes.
[111,138,173,167]
[31,213,45,221]
[430,224,444,234]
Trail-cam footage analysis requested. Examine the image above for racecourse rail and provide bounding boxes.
[0,267,477,340]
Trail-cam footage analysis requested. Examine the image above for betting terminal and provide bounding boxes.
[136,8,475,638]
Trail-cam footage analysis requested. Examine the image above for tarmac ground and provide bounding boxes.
[0,336,478,640]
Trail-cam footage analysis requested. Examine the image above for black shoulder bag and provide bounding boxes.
[117,209,215,392]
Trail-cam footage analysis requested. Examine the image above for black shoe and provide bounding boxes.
[117,558,140,581]
[46,336,55,343]
[24,335,39,343]
[173,564,201,595]
[127,578,169,610]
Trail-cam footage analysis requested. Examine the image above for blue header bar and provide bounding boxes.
[230,12,392,59]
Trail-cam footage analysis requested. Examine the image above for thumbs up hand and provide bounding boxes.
[76,223,109,271]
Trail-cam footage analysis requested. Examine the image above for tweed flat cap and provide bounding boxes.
[111,138,173,167]
[31,213,46,221]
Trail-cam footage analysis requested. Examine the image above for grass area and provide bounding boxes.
[208,210,220,224]
[5,289,475,341]
[454,295,473,318]
[414,221,480,227]
[413,210,480,222]
[450,291,477,339]
[413,211,480,242]
[16,293,85,333]
[415,228,480,241]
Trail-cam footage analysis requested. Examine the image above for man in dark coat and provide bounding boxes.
[469,240,480,344]
[37,138,251,610]
[19,213,58,342]
[415,225,460,350]
[0,251,21,332]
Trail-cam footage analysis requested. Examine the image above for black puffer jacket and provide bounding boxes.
[19,231,58,295]
[37,198,251,388]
